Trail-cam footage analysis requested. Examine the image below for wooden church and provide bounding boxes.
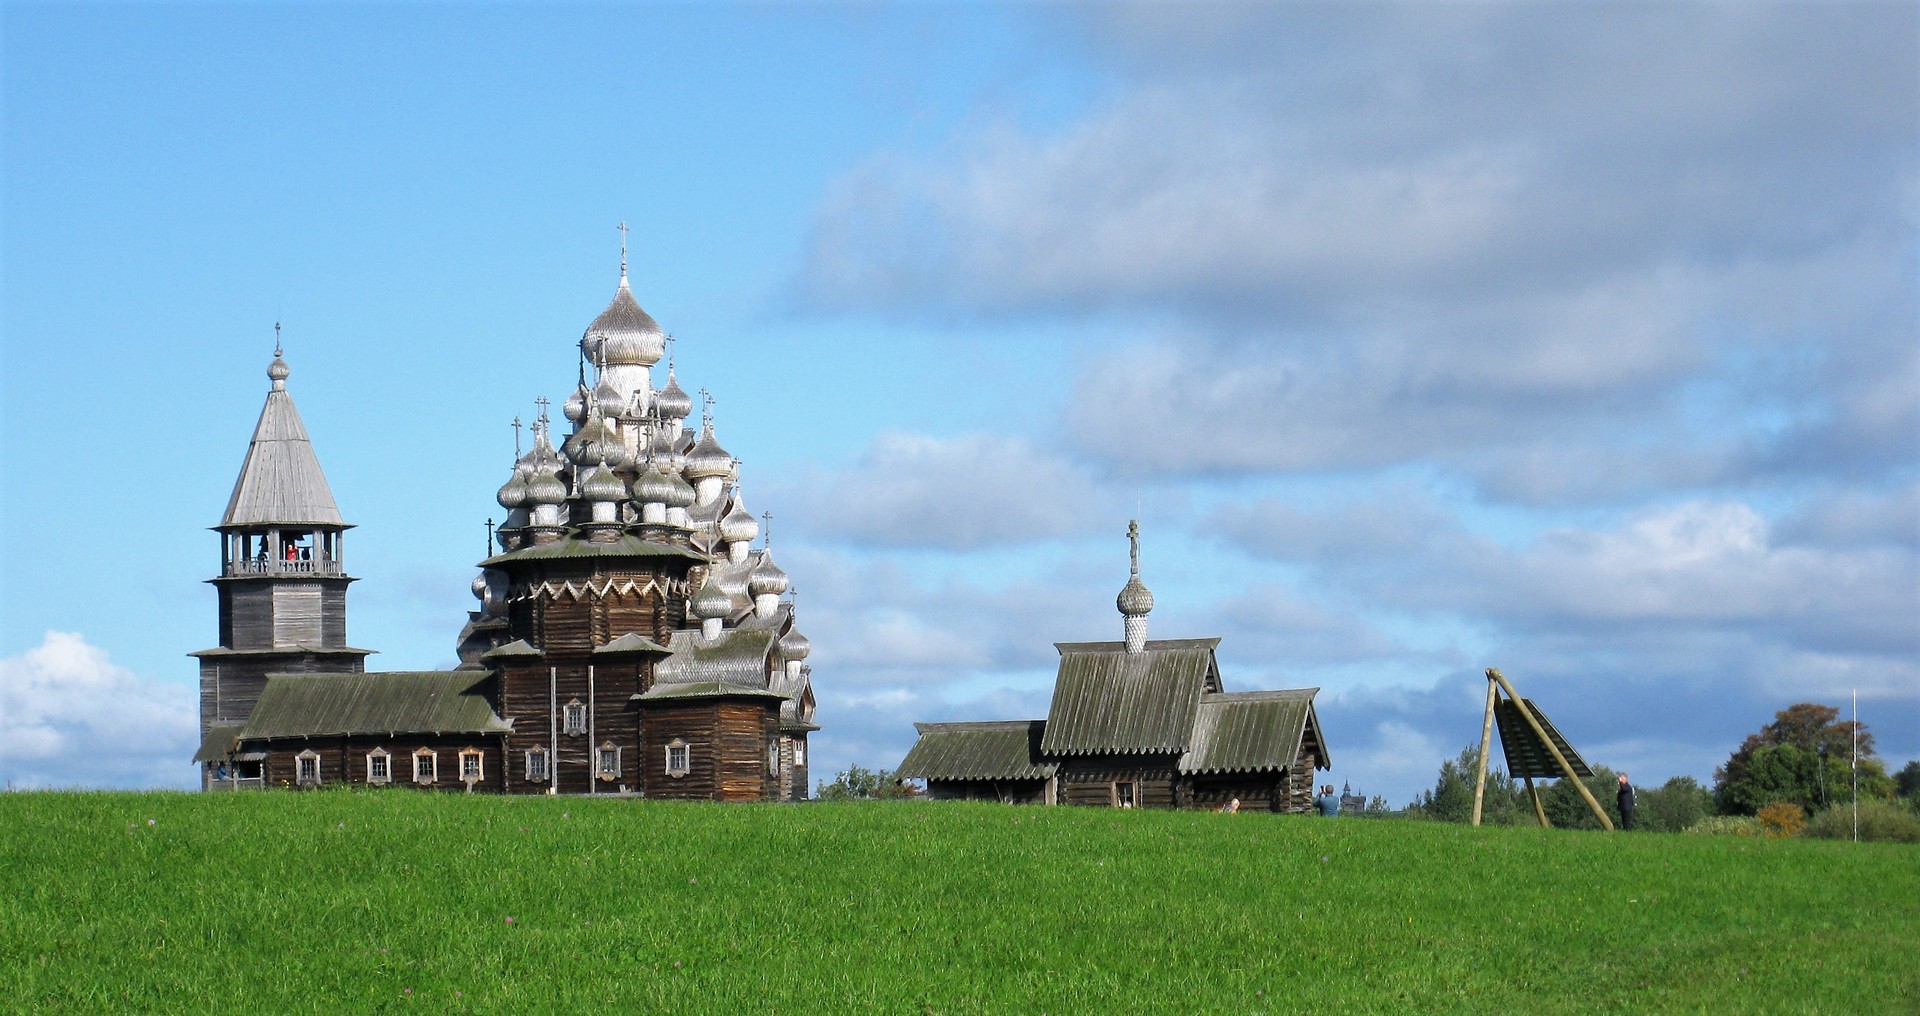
[896,523,1330,811]
[193,244,817,799]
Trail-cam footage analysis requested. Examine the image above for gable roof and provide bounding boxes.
[222,388,344,527]
[1180,689,1328,774]
[1040,639,1221,756]
[897,721,1056,781]
[239,671,509,739]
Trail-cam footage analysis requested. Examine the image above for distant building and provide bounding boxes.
[895,523,1330,811]
[194,251,817,799]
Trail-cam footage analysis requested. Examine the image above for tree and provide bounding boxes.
[1638,775,1714,833]
[815,764,918,801]
[1540,765,1622,830]
[1713,703,1893,815]
[1405,744,1528,824]
[1894,760,1920,800]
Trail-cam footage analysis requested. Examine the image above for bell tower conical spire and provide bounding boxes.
[193,334,372,789]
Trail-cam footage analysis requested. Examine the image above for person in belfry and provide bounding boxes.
[1617,773,1637,830]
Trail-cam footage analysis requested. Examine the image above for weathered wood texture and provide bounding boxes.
[260,735,504,792]
[1055,756,1181,807]
[497,659,645,796]
[217,579,353,651]
[639,700,779,801]
[198,652,367,730]
[927,780,1050,804]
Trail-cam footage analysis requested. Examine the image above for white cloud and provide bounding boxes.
[0,632,198,790]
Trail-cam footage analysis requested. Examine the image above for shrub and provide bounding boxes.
[1757,802,1806,838]
[1684,815,1760,837]
[1803,798,1920,843]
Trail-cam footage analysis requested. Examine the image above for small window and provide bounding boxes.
[665,739,690,778]
[793,741,806,767]
[1114,781,1137,809]
[767,739,781,775]
[525,746,550,782]
[295,750,321,786]
[596,742,621,782]
[459,748,484,784]
[366,749,391,785]
[563,699,588,736]
[413,749,437,784]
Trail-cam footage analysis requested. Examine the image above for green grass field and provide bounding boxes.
[1,792,1912,1014]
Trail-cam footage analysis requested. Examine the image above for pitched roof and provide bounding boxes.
[1040,639,1221,755]
[1180,689,1327,774]
[653,628,777,688]
[1495,697,1594,779]
[595,632,672,655]
[896,721,1056,781]
[239,672,509,739]
[193,724,246,763]
[222,388,344,527]
[633,681,786,702]
[480,533,707,567]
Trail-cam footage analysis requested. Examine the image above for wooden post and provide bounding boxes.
[1471,675,1497,826]
[1525,776,1550,827]
[1487,669,1613,831]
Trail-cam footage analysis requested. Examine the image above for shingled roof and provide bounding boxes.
[239,672,509,739]
[1040,639,1222,756]
[897,721,1056,781]
[222,384,344,527]
[1179,689,1328,774]
[653,628,777,688]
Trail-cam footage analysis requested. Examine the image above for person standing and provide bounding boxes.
[1617,773,1636,831]
[1316,785,1340,817]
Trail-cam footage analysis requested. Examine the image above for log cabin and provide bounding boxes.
[896,523,1329,812]
[194,250,818,799]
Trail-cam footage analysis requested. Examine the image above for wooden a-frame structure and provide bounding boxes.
[1471,668,1613,830]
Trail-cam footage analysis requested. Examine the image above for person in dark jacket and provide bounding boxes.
[1617,773,1636,830]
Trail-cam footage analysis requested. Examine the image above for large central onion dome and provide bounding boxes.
[581,275,665,368]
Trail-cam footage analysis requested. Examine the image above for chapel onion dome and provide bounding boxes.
[720,497,760,545]
[683,428,734,481]
[471,572,489,601]
[778,626,812,662]
[496,459,533,510]
[664,470,696,509]
[593,375,628,419]
[267,354,291,386]
[1117,574,1155,618]
[580,277,665,368]
[748,552,790,597]
[634,463,677,505]
[526,462,569,506]
[690,574,733,621]
[563,414,633,469]
[563,383,591,425]
[655,369,692,420]
[581,463,627,503]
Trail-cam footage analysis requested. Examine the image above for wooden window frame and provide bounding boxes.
[459,748,484,785]
[366,748,391,785]
[595,742,620,782]
[792,740,805,767]
[295,749,321,787]
[525,746,549,782]
[1113,780,1138,809]
[413,748,437,785]
[766,739,781,775]
[665,739,690,778]
[563,699,588,736]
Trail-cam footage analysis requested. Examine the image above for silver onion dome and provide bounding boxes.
[470,572,489,601]
[581,463,627,502]
[496,458,533,510]
[267,354,291,384]
[655,369,693,420]
[748,551,790,597]
[581,278,665,368]
[664,470,696,509]
[634,463,676,505]
[525,462,569,506]
[1117,575,1155,617]
[778,625,812,662]
[683,427,734,481]
[720,496,759,545]
[690,573,733,621]
[593,375,627,419]
[563,383,591,425]
[563,414,633,469]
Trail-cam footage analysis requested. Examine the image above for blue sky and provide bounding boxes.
[4,2,1915,804]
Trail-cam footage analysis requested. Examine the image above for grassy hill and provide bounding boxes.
[1,792,1912,1014]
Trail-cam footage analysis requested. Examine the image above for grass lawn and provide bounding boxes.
[1,792,1912,1014]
